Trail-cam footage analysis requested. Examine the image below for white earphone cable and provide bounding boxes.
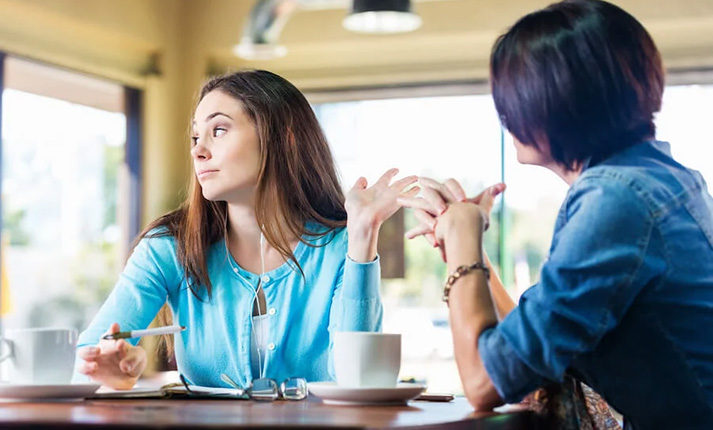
[255,230,266,379]
[225,228,267,380]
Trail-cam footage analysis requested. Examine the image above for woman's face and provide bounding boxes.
[191,90,261,202]
[511,134,553,167]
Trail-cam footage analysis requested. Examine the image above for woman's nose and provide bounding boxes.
[191,142,210,160]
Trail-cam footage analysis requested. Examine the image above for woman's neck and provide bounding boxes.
[226,203,262,246]
[546,161,584,186]
[225,202,298,274]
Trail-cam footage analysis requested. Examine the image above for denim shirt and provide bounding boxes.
[479,141,713,429]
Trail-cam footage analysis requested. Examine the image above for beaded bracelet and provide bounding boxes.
[442,262,490,306]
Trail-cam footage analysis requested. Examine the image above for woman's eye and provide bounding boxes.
[213,127,227,138]
[190,136,199,146]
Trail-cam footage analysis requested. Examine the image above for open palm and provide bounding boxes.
[345,168,418,227]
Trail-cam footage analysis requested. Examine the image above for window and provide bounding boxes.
[657,84,713,184]
[1,56,137,332]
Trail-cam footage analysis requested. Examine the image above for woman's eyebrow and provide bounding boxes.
[192,112,233,126]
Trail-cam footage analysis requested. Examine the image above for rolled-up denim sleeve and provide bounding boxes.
[479,327,549,403]
[478,174,659,402]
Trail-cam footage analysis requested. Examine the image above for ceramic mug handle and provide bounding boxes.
[0,338,13,362]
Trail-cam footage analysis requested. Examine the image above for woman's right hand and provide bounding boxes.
[77,322,147,390]
[398,178,506,261]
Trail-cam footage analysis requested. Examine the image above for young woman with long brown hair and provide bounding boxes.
[75,70,417,390]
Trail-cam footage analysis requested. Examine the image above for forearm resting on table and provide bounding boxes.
[444,233,502,410]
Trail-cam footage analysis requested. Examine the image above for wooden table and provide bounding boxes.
[0,396,539,429]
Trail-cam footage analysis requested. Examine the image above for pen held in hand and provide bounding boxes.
[102,325,186,340]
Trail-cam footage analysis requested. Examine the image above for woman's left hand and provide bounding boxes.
[345,168,418,262]
[345,168,419,230]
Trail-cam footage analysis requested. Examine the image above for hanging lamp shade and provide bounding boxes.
[343,0,422,34]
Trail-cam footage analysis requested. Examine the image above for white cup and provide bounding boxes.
[333,332,401,388]
[0,328,78,385]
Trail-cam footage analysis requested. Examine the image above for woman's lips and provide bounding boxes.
[197,170,218,178]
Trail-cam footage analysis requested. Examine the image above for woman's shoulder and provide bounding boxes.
[578,140,701,216]
[568,170,652,217]
[303,222,347,246]
[131,227,179,264]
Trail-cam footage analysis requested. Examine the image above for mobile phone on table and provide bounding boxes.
[414,392,455,402]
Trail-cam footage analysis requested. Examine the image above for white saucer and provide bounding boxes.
[307,382,426,405]
[0,383,101,400]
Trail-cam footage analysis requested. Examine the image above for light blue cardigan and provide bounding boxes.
[75,224,383,388]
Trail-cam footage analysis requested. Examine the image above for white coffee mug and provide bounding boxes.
[0,328,78,385]
[333,332,401,388]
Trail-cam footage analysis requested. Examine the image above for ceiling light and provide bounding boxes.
[343,0,422,34]
[233,42,288,61]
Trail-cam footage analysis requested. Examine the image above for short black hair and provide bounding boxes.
[490,0,664,169]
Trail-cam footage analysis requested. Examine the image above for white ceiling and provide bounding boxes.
[197,0,713,89]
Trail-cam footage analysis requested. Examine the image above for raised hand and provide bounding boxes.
[76,322,147,390]
[345,168,419,262]
[398,177,506,261]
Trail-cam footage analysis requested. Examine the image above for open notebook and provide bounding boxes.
[90,383,247,400]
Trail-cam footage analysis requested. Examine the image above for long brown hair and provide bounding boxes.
[137,70,347,354]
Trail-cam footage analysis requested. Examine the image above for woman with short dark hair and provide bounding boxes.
[401,1,713,428]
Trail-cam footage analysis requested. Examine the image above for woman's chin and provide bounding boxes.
[201,189,222,201]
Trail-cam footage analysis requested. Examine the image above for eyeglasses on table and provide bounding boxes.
[178,373,308,401]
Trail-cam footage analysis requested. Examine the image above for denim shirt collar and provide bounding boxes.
[580,140,669,174]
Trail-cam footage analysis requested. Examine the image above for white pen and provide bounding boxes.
[102,325,186,340]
